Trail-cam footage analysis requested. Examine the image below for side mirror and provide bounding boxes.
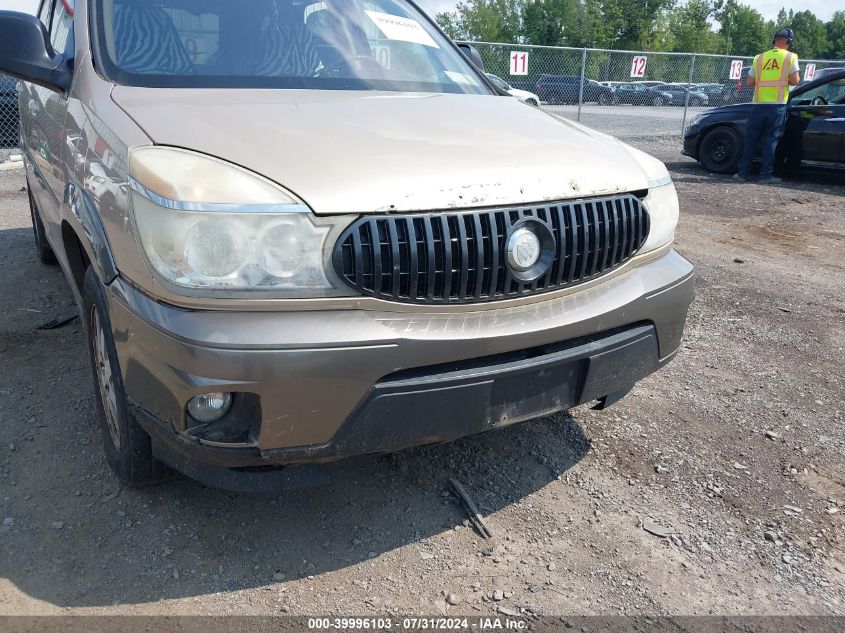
[0,11,71,93]
[457,44,484,72]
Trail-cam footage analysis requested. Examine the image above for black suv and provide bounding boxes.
[535,75,616,105]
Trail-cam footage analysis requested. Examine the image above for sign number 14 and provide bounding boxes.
[510,51,528,76]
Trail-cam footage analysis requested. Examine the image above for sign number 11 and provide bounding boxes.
[510,51,528,76]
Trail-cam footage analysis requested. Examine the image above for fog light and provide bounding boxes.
[187,392,233,424]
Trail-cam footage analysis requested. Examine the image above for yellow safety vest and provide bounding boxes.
[752,48,797,104]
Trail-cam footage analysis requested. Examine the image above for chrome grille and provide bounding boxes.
[332,194,650,304]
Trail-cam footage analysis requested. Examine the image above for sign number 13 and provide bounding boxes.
[510,51,528,76]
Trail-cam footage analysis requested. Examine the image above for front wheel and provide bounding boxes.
[699,126,742,174]
[598,93,611,106]
[83,267,169,485]
[526,98,539,107]
[652,96,664,107]
[689,97,702,107]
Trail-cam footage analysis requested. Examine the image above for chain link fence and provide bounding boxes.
[1,75,21,163]
[461,42,845,139]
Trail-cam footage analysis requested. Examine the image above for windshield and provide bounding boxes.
[93,0,488,93]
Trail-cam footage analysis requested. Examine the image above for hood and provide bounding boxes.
[111,88,650,214]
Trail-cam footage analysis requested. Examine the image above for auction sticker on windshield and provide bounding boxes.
[365,11,439,48]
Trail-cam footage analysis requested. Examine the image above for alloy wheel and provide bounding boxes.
[91,307,121,449]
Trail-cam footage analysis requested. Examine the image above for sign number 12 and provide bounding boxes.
[630,55,647,78]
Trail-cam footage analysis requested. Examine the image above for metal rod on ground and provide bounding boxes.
[577,47,587,122]
[681,53,696,136]
[449,478,493,539]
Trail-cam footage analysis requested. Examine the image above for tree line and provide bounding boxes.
[435,0,845,60]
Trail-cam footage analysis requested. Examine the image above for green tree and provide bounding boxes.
[435,0,522,42]
[827,11,845,58]
[786,10,830,58]
[667,0,718,52]
[715,0,769,56]
[521,0,576,46]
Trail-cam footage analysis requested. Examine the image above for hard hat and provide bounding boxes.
[773,28,794,45]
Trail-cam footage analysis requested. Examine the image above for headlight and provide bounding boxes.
[620,143,679,253]
[640,180,679,252]
[128,147,353,297]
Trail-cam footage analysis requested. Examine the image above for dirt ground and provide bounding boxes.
[0,139,843,617]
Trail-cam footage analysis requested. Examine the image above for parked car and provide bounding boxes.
[662,84,709,107]
[694,83,728,106]
[721,66,753,104]
[535,75,616,105]
[683,69,845,174]
[631,81,668,89]
[613,82,674,106]
[0,74,18,147]
[485,73,540,106]
[813,67,845,81]
[3,0,693,491]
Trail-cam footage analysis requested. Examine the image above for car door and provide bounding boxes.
[783,77,845,165]
[28,0,75,233]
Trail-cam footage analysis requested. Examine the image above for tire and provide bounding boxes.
[26,181,58,265]
[527,99,539,107]
[699,126,742,174]
[690,97,702,107]
[598,93,610,106]
[652,96,664,107]
[82,266,169,486]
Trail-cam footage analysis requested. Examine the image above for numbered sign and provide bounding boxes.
[729,60,743,80]
[630,55,647,78]
[510,51,528,76]
[804,63,816,81]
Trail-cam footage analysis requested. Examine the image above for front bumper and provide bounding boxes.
[107,249,694,486]
[681,130,700,159]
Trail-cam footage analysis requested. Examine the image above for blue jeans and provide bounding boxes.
[737,104,787,179]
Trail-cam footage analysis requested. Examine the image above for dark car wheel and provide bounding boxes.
[652,96,664,107]
[83,267,170,486]
[26,180,58,265]
[598,93,611,106]
[526,99,539,107]
[699,126,742,174]
[689,97,702,107]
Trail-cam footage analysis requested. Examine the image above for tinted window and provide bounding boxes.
[793,78,845,105]
[93,0,488,94]
[50,0,74,56]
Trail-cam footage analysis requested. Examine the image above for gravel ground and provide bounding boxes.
[545,105,710,138]
[0,138,843,617]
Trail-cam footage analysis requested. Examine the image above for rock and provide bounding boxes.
[764,531,777,542]
[498,606,520,617]
[547,562,556,571]
[733,462,749,470]
[492,590,504,601]
[827,507,839,515]
[420,552,434,560]
[272,572,286,581]
[172,568,180,580]
[782,554,793,564]
[655,464,669,474]
[51,521,64,529]
[642,521,676,538]
[446,594,460,605]
[2,517,12,526]
[765,430,780,440]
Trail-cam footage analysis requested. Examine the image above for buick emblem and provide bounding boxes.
[507,227,541,272]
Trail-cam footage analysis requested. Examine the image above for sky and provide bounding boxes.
[1,0,837,25]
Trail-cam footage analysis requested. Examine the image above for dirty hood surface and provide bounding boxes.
[111,88,651,214]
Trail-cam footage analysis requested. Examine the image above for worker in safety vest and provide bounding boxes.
[735,28,800,184]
